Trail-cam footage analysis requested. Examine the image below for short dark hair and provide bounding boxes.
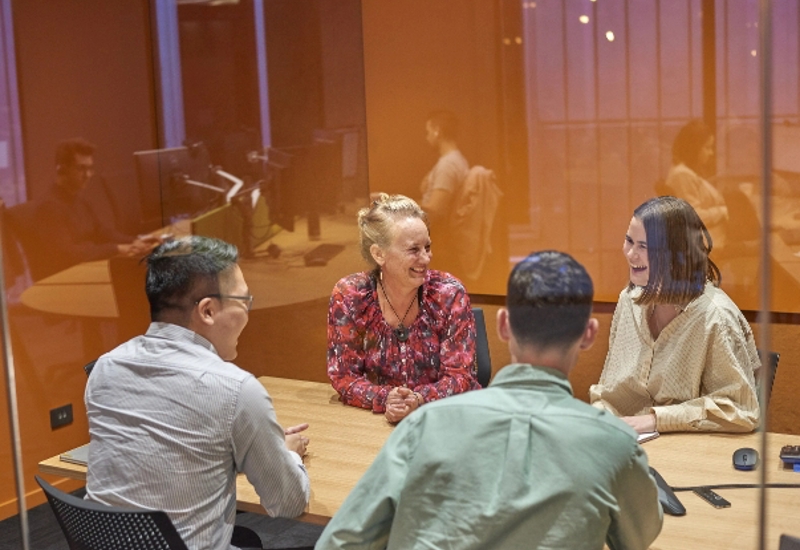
[507,251,593,350]
[55,138,95,168]
[672,119,712,173]
[427,110,459,141]
[631,196,720,306]
[145,236,238,321]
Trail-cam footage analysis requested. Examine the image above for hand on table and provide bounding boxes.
[384,387,422,423]
[284,423,310,457]
[622,413,656,434]
[285,423,309,436]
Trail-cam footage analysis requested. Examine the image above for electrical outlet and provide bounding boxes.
[50,404,73,430]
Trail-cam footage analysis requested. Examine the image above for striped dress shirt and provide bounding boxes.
[85,322,309,550]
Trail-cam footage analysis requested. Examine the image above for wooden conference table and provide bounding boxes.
[40,376,394,525]
[40,377,800,547]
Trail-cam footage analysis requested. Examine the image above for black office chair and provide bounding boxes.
[757,349,781,407]
[4,199,54,282]
[0,201,29,284]
[781,534,800,550]
[472,307,492,388]
[109,255,151,342]
[35,475,189,550]
[83,360,97,377]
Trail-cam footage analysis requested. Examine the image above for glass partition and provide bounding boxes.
[2,0,799,547]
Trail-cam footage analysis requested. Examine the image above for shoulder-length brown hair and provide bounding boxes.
[631,196,721,305]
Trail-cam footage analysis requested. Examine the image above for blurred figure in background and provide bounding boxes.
[420,110,469,270]
[34,138,161,279]
[664,120,729,253]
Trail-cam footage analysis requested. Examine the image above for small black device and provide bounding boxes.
[303,243,345,267]
[649,467,686,516]
[733,447,759,470]
[693,487,731,508]
[779,445,800,465]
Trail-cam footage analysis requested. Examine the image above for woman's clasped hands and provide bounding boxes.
[384,387,422,423]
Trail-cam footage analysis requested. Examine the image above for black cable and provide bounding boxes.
[672,483,800,492]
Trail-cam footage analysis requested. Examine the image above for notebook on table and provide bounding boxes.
[59,443,89,466]
[637,431,659,444]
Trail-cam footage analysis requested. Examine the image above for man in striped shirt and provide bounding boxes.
[85,236,311,549]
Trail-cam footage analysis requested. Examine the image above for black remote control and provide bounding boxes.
[693,487,731,508]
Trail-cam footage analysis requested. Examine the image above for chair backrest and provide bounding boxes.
[83,360,97,377]
[780,534,800,550]
[451,166,503,280]
[757,349,780,406]
[4,200,58,282]
[109,255,151,342]
[472,307,492,388]
[2,200,41,282]
[35,475,189,550]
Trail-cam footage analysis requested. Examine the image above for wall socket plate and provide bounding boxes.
[50,404,73,430]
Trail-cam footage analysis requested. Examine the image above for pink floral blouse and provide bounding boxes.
[327,270,480,412]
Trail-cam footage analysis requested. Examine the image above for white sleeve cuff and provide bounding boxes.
[287,450,305,467]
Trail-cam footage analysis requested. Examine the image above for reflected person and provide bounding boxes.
[36,138,160,279]
[590,196,759,433]
[317,251,663,550]
[419,110,469,269]
[665,120,729,252]
[327,194,480,423]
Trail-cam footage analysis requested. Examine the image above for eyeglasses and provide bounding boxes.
[199,293,254,311]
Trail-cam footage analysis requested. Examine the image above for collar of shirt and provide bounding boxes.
[488,363,574,397]
[145,322,218,356]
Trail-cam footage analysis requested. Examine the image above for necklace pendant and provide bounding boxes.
[394,325,409,342]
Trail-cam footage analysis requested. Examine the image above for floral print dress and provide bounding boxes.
[327,270,480,412]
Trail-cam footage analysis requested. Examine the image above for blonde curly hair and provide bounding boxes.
[357,193,429,269]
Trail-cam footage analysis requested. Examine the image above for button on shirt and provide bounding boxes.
[85,323,310,550]
[316,364,663,550]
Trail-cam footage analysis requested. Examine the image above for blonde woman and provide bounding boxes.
[327,194,480,423]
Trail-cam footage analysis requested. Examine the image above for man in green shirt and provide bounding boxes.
[316,251,663,550]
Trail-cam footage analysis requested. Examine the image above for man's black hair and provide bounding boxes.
[506,250,594,349]
[55,138,95,168]
[427,110,460,140]
[145,236,238,321]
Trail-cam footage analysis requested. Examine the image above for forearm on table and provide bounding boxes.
[234,386,310,517]
[413,369,478,402]
[331,374,391,412]
[652,396,758,433]
[588,385,623,416]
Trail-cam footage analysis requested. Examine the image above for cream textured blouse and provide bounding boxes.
[590,283,760,432]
